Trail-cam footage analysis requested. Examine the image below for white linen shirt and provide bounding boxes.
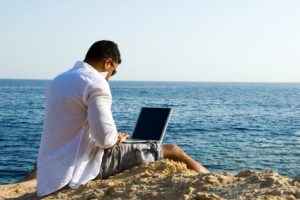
[37,61,118,196]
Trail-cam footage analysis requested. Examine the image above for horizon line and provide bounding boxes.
[0,78,299,84]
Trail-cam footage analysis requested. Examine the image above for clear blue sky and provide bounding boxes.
[0,0,299,82]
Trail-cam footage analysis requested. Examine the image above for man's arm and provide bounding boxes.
[86,82,119,148]
[116,131,129,144]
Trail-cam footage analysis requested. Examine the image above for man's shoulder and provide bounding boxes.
[53,66,109,96]
[53,64,103,86]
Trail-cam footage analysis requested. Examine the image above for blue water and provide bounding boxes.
[0,79,299,184]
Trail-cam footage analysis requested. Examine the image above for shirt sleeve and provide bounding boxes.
[85,81,118,149]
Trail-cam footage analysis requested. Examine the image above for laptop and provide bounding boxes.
[124,107,173,143]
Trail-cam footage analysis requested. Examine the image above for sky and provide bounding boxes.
[0,0,299,82]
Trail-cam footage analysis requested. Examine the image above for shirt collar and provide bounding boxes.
[73,61,107,80]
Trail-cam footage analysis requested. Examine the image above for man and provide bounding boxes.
[37,40,208,196]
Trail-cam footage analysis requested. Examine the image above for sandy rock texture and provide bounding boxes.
[1,159,299,200]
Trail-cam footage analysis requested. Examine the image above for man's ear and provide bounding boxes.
[104,58,112,71]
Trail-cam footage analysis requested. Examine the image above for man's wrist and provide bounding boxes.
[116,137,121,144]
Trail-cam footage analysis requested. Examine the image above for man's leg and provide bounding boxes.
[162,144,209,173]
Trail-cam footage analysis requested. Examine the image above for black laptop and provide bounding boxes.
[124,107,172,143]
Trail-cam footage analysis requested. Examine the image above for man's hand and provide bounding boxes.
[116,131,129,144]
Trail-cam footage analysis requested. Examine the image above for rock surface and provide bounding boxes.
[1,159,299,200]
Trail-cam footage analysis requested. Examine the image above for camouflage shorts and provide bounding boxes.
[98,142,163,179]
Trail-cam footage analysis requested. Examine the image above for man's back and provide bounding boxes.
[37,61,118,196]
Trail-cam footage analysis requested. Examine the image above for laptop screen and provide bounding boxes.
[132,107,172,140]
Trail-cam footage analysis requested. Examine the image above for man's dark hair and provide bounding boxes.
[84,40,122,64]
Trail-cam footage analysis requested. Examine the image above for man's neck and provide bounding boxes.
[84,59,105,72]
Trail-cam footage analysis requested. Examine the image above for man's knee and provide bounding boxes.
[162,144,184,158]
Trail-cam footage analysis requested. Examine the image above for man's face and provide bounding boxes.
[110,62,118,77]
[104,59,119,81]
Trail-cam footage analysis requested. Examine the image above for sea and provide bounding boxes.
[0,79,299,184]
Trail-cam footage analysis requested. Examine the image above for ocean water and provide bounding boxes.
[0,79,299,184]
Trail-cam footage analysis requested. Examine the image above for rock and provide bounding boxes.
[1,160,300,200]
[286,195,297,200]
[270,189,283,196]
[293,173,300,183]
[294,190,300,198]
[235,170,255,177]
